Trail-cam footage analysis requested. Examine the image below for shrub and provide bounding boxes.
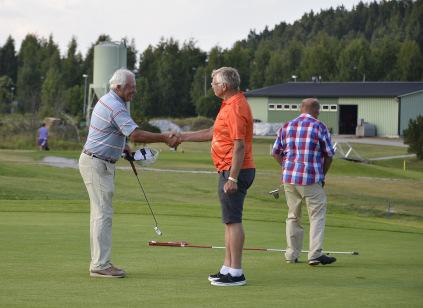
[403,115,423,160]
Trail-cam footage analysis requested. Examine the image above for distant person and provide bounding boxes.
[79,68,179,278]
[37,123,49,151]
[272,98,336,266]
[178,67,255,286]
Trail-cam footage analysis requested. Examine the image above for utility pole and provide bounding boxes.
[82,74,88,118]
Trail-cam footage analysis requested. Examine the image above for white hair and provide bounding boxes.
[109,68,135,89]
[211,67,240,90]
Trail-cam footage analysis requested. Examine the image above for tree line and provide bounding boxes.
[1,0,423,122]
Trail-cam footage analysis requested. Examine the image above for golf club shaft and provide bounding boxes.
[148,241,359,255]
[129,160,160,228]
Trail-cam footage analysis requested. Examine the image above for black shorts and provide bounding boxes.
[218,168,255,224]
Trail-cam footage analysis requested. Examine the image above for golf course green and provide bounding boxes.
[0,141,422,307]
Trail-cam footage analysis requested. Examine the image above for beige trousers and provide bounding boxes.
[79,153,115,271]
[283,183,327,261]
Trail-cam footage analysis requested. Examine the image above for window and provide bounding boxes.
[330,105,338,111]
[291,104,298,110]
[283,104,290,110]
[276,104,283,110]
[268,104,275,110]
[321,105,330,111]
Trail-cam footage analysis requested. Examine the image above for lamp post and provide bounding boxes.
[82,74,88,118]
[291,75,297,82]
[204,70,207,96]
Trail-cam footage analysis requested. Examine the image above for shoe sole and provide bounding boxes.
[90,272,126,278]
[210,280,247,286]
[308,260,336,266]
[208,277,220,282]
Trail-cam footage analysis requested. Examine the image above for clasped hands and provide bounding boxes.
[165,131,182,148]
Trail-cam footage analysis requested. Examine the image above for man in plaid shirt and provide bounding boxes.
[272,98,336,266]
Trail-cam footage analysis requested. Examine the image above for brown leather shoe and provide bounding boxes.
[90,265,126,278]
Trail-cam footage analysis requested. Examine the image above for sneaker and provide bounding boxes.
[308,255,336,266]
[210,274,246,286]
[90,265,126,278]
[208,272,226,282]
[286,258,298,264]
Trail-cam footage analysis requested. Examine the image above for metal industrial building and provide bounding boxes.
[245,82,423,137]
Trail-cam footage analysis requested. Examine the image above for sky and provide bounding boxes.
[1,0,366,56]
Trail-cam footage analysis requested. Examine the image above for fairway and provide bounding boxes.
[0,143,422,307]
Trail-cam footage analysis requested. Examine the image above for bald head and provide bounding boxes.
[301,98,320,118]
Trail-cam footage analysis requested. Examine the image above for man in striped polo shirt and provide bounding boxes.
[272,98,336,266]
[79,69,178,278]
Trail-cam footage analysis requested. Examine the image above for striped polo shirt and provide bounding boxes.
[83,90,138,161]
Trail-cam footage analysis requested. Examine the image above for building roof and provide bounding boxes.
[245,82,423,98]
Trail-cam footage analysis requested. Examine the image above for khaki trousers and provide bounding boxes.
[283,183,326,261]
[79,153,115,271]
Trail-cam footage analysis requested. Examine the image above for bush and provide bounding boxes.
[403,115,423,160]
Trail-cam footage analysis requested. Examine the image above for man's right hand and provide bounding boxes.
[166,131,181,148]
[123,149,134,161]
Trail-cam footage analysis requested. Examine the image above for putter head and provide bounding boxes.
[154,226,162,236]
[269,189,280,199]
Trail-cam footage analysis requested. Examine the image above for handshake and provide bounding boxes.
[165,131,182,149]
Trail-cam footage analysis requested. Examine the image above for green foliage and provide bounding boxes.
[0,36,18,82]
[0,75,13,113]
[16,34,43,113]
[2,0,423,120]
[195,94,220,118]
[136,39,205,118]
[396,40,423,80]
[403,115,423,159]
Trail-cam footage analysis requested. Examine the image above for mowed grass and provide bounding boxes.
[0,141,422,307]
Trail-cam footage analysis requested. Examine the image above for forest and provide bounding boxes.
[0,0,422,122]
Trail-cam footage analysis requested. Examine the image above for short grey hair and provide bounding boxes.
[211,67,240,90]
[109,68,135,89]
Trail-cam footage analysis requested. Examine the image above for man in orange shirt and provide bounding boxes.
[179,67,255,286]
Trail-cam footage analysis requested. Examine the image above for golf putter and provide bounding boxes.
[127,153,163,236]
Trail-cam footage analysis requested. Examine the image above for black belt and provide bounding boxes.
[83,150,117,164]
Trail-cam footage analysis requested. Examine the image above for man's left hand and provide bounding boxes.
[224,180,237,194]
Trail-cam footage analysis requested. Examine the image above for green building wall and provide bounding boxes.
[266,97,338,134]
[247,91,420,137]
[339,97,399,137]
[247,97,268,122]
[399,91,423,135]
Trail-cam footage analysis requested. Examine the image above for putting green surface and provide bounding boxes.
[0,144,422,307]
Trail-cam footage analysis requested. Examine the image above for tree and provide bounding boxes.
[16,34,43,113]
[0,36,18,82]
[396,40,423,80]
[264,51,286,85]
[249,42,271,89]
[62,37,83,88]
[125,38,137,71]
[403,115,423,160]
[40,66,63,117]
[300,32,339,81]
[371,37,400,80]
[0,75,14,113]
[337,37,372,81]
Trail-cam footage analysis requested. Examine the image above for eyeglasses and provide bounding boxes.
[211,82,223,86]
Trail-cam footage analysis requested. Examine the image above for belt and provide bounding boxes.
[83,149,117,164]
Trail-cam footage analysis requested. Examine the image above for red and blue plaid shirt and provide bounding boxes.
[272,113,335,185]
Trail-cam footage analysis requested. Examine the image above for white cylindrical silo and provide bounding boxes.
[92,41,127,99]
